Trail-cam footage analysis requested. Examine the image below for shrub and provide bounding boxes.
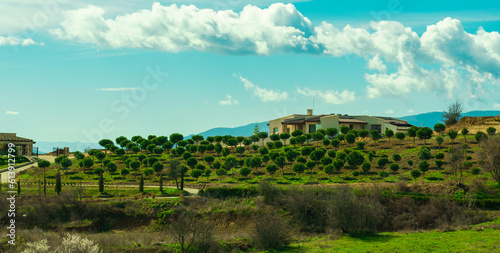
[240,167,251,178]
[389,163,400,172]
[435,160,445,169]
[352,171,361,177]
[434,152,444,160]
[377,158,389,168]
[361,162,371,174]
[357,142,366,150]
[475,131,488,142]
[252,211,291,250]
[199,186,258,199]
[417,146,432,160]
[379,171,389,178]
[59,233,101,253]
[392,154,402,162]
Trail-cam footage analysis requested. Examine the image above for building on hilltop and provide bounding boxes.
[268,109,412,135]
[0,133,35,156]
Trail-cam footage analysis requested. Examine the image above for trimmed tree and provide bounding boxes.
[385,129,394,142]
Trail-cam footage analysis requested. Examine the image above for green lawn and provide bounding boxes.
[283,228,500,252]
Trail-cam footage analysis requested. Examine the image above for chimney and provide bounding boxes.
[307,109,313,116]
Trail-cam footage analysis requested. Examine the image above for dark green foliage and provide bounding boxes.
[389,163,400,172]
[190,169,203,180]
[377,158,389,168]
[443,101,462,126]
[99,174,104,193]
[55,172,62,195]
[385,129,394,141]
[340,126,351,135]
[434,123,445,133]
[139,175,144,192]
[345,133,356,144]
[266,164,278,176]
[370,130,381,142]
[358,129,370,138]
[346,150,365,168]
[410,169,422,182]
[418,146,433,160]
[392,154,402,162]
[199,186,258,199]
[357,142,366,150]
[331,139,340,148]
[240,167,251,178]
[475,131,488,142]
[435,152,445,159]
[416,127,433,144]
[361,162,371,174]
[435,160,445,169]
[292,162,306,179]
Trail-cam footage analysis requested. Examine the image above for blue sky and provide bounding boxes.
[1,0,499,143]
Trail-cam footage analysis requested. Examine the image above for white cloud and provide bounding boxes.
[0,36,41,46]
[367,54,386,72]
[219,94,238,105]
[494,103,500,110]
[385,109,394,114]
[51,3,316,55]
[5,111,19,115]
[407,109,415,113]
[296,86,355,104]
[239,76,288,102]
[97,87,136,91]
[50,4,500,101]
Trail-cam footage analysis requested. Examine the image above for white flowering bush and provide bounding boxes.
[22,239,50,253]
[22,234,101,253]
[57,233,101,253]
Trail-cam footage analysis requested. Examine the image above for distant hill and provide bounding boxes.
[185,121,268,139]
[34,141,101,154]
[400,110,500,128]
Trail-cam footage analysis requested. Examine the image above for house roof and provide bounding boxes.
[0,133,34,143]
[339,118,368,124]
[282,115,326,125]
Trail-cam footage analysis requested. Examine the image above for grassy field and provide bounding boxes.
[284,226,500,252]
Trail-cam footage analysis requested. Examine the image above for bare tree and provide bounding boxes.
[449,147,465,185]
[167,211,202,253]
[443,101,463,126]
[479,139,500,183]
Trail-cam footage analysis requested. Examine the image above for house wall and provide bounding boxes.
[339,123,366,130]
[268,115,303,135]
[319,115,340,130]
[350,116,387,133]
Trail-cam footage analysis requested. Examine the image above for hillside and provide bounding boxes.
[400,110,500,127]
[185,121,268,139]
[446,116,500,134]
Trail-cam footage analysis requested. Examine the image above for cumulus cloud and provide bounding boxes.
[51,3,317,55]
[0,36,41,46]
[5,111,19,115]
[239,76,288,102]
[408,109,415,113]
[296,87,355,104]
[97,87,136,91]
[51,4,500,100]
[385,109,394,114]
[219,94,238,105]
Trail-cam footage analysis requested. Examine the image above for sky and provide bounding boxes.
[1,0,500,143]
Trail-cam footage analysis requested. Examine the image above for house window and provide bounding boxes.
[371,124,382,133]
[349,124,353,129]
[309,124,316,133]
[273,128,278,133]
[287,128,291,133]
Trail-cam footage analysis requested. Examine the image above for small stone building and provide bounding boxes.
[0,133,35,156]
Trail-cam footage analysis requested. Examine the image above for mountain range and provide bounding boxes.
[34,110,499,153]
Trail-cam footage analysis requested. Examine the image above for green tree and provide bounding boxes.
[121,169,130,178]
[416,127,433,145]
[357,129,369,138]
[239,167,251,179]
[407,126,419,144]
[410,169,421,183]
[106,162,117,174]
[265,164,278,177]
[312,132,325,146]
[152,162,164,177]
[385,129,394,142]
[186,157,198,169]
[279,133,291,146]
[392,154,402,162]
[292,162,306,179]
[191,135,204,145]
[291,129,303,137]
[340,126,351,135]
[361,162,371,175]
[326,128,339,138]
[443,101,462,126]
[418,161,430,177]
[37,160,51,195]
[475,131,488,142]
[389,163,400,173]
[345,133,356,146]
[370,130,381,143]
[395,132,406,144]
[435,136,444,149]
[274,156,286,177]
[153,147,164,155]
[333,159,344,173]
[170,133,184,145]
[461,128,469,143]
[270,134,280,141]
[417,146,432,160]
[487,127,497,136]
[98,174,104,193]
[434,123,446,134]
[190,169,203,181]
[448,130,458,144]
[139,175,144,193]
[346,151,365,169]
[55,172,62,195]
[258,132,269,146]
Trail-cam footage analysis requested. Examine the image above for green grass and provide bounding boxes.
[282,228,500,252]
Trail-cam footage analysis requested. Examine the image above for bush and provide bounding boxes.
[198,186,258,199]
[435,160,445,169]
[379,171,389,178]
[357,142,366,150]
[377,158,389,168]
[252,211,291,250]
[392,154,402,162]
[435,152,445,159]
[389,163,400,172]
[352,171,361,177]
